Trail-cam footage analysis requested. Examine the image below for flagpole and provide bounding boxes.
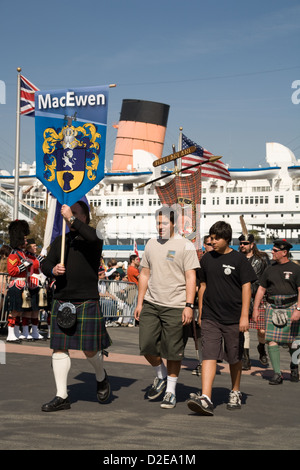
[13,67,22,220]
[178,127,183,151]
[177,127,183,171]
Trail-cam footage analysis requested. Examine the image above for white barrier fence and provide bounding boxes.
[98,279,138,323]
[0,275,138,328]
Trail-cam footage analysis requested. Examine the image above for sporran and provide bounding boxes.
[57,302,77,329]
[272,308,288,328]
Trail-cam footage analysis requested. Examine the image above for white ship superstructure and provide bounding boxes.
[1,95,300,258]
[0,141,300,257]
[86,141,300,248]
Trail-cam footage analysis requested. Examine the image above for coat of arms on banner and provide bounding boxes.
[35,85,109,206]
[40,120,102,204]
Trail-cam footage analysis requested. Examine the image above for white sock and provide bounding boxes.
[244,330,250,349]
[86,351,105,382]
[201,393,213,404]
[52,352,71,399]
[166,375,178,395]
[155,361,167,379]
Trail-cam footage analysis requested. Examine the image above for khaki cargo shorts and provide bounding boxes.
[139,300,185,361]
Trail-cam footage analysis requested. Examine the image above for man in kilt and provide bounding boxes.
[41,201,111,411]
[253,239,300,384]
[239,233,270,370]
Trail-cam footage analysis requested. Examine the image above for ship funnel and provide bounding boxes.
[111,99,170,171]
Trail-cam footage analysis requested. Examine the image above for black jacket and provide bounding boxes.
[42,218,102,301]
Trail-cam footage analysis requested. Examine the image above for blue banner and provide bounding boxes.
[35,85,109,206]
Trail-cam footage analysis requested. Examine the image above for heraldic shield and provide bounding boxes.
[56,148,86,193]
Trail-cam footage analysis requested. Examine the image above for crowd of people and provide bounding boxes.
[0,200,299,415]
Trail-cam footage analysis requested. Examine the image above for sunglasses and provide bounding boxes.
[239,242,250,246]
[205,243,212,246]
[272,248,284,253]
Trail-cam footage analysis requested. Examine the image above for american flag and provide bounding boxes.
[181,134,231,181]
[20,75,39,116]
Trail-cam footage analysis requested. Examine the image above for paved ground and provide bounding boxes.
[0,325,299,453]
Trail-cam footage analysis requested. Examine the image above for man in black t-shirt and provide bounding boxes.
[187,221,256,416]
[253,239,300,385]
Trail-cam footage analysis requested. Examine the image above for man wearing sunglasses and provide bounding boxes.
[239,234,270,370]
[253,239,300,384]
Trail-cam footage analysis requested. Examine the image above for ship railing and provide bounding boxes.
[0,187,38,220]
[98,279,138,325]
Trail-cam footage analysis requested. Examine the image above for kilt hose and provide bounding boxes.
[50,299,112,352]
[265,297,300,344]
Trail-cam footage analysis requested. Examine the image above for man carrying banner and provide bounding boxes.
[134,205,199,409]
[41,201,111,411]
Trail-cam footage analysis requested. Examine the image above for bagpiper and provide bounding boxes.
[6,220,30,342]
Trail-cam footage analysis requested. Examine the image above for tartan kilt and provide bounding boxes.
[265,302,300,344]
[249,300,266,330]
[50,299,112,352]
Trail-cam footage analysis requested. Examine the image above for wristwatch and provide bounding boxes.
[185,303,194,309]
[69,216,76,225]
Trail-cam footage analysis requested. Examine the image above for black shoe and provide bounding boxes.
[97,370,111,403]
[290,367,299,383]
[187,393,214,416]
[41,396,71,412]
[257,344,269,366]
[242,350,251,371]
[192,363,202,376]
[269,373,283,385]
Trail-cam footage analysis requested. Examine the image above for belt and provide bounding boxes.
[267,295,297,307]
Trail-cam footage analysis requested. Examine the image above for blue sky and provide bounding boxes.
[0,0,300,173]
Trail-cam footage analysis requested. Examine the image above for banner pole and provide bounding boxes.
[13,67,22,220]
[60,218,66,265]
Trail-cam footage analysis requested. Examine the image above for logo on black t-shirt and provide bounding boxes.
[223,264,236,275]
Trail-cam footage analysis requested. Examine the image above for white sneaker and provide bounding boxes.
[227,390,242,410]
[160,392,176,409]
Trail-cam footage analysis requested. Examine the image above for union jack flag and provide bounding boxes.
[20,75,39,116]
[181,134,231,181]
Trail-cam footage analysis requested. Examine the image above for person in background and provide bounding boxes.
[189,235,214,376]
[0,245,11,314]
[6,220,31,343]
[127,254,140,285]
[239,233,270,370]
[19,238,45,341]
[253,239,300,385]
[203,235,213,254]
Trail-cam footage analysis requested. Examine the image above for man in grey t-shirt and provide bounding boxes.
[134,206,199,409]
